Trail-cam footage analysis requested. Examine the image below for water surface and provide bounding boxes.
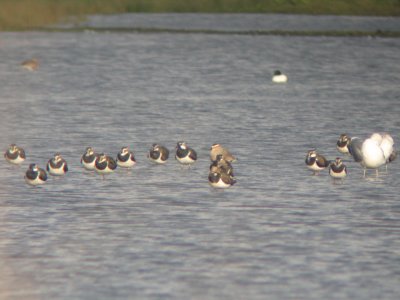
[1,14,400,300]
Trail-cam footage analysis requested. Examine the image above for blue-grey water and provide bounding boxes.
[1,14,400,299]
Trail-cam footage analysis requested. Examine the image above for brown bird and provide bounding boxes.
[210,144,237,162]
[305,149,329,175]
[21,58,38,71]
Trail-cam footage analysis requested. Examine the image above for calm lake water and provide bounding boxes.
[1,14,400,299]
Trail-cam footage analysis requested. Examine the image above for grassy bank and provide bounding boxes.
[1,0,400,31]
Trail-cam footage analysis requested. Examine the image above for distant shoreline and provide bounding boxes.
[33,27,400,38]
[1,0,399,31]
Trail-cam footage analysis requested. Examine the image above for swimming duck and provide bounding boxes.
[175,141,197,165]
[95,153,117,175]
[25,163,47,185]
[210,144,237,162]
[116,146,136,168]
[81,147,98,170]
[47,153,68,176]
[4,144,26,165]
[148,144,169,164]
[329,157,347,179]
[305,149,329,175]
[272,70,287,83]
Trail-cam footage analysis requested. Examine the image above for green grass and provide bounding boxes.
[1,0,400,31]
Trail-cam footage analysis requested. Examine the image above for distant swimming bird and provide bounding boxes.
[305,149,329,175]
[336,133,351,154]
[116,146,136,168]
[329,157,347,179]
[21,58,38,71]
[47,153,68,176]
[81,147,98,171]
[210,154,234,176]
[210,144,237,162]
[208,171,236,188]
[148,144,169,164]
[25,163,47,186]
[272,70,287,83]
[175,141,197,165]
[4,144,26,165]
[95,153,117,175]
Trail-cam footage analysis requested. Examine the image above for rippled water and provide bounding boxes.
[1,14,400,299]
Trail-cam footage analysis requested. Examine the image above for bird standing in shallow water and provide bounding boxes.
[336,133,351,154]
[348,133,395,177]
[95,153,117,176]
[210,144,237,162]
[25,163,47,186]
[116,146,136,168]
[4,144,26,165]
[175,142,197,165]
[148,144,169,164]
[329,157,347,179]
[47,153,68,176]
[208,170,236,188]
[210,154,234,176]
[81,147,98,171]
[305,149,329,175]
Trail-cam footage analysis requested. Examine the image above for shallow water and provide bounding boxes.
[1,14,400,300]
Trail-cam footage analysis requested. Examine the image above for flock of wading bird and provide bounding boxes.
[306,132,397,179]
[4,143,238,188]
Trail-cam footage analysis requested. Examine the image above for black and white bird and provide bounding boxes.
[81,147,98,171]
[116,146,136,168]
[305,149,329,175]
[329,157,347,179]
[95,153,117,176]
[25,163,47,186]
[210,154,234,176]
[336,133,351,154]
[210,144,237,162]
[148,144,169,164]
[272,70,287,83]
[47,153,68,176]
[175,141,197,165]
[4,144,26,165]
[208,170,236,188]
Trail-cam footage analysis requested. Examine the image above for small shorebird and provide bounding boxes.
[305,149,329,175]
[25,163,47,186]
[175,141,197,165]
[208,170,236,188]
[47,153,68,176]
[116,146,136,168]
[336,133,351,154]
[148,144,169,164]
[4,144,26,165]
[329,157,347,179]
[81,147,98,171]
[210,144,236,162]
[209,154,234,176]
[95,153,117,176]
